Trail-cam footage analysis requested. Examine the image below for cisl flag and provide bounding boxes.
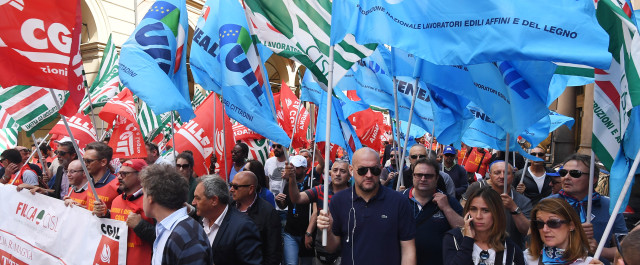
[0,0,82,91]
[49,112,97,149]
[280,81,309,149]
[173,93,234,178]
[100,88,146,159]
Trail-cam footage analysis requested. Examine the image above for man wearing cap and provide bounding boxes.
[278,155,316,265]
[513,146,556,205]
[0,149,38,186]
[94,159,155,265]
[442,146,468,200]
[299,148,324,181]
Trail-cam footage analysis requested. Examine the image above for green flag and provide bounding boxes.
[79,35,123,114]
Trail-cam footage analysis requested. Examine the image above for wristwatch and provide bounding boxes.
[305,231,313,237]
[510,207,521,215]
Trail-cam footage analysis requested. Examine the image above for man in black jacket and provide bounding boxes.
[231,171,282,265]
[513,147,555,205]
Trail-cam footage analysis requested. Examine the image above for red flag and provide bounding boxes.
[49,112,97,149]
[108,116,147,159]
[349,109,384,152]
[99,88,136,130]
[233,122,264,141]
[316,142,340,163]
[173,94,234,178]
[58,0,85,116]
[0,0,81,91]
[273,93,292,136]
[280,81,309,149]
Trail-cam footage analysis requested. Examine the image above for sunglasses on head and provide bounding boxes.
[478,250,490,265]
[356,166,381,176]
[533,219,570,229]
[410,154,426,159]
[530,152,545,157]
[558,169,588,178]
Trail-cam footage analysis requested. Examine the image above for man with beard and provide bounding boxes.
[513,146,556,205]
[17,141,77,199]
[317,148,416,265]
[287,160,351,264]
[264,143,287,197]
[84,142,119,212]
[94,159,154,265]
[229,143,249,182]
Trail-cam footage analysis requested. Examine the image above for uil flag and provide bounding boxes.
[99,89,146,159]
[49,112,97,150]
[119,0,194,121]
[174,94,234,177]
[0,0,82,90]
[280,81,310,149]
[189,0,291,147]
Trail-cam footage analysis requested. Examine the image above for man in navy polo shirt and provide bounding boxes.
[402,158,463,265]
[317,147,416,265]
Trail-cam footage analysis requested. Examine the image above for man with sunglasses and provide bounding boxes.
[264,143,287,197]
[317,147,416,265]
[228,143,249,182]
[84,142,120,213]
[547,154,627,264]
[17,141,78,199]
[94,159,155,265]
[513,147,556,205]
[442,146,468,200]
[402,158,463,265]
[400,145,456,199]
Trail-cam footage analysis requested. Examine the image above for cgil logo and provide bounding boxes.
[15,202,59,232]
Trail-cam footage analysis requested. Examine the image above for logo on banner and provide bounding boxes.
[92,233,119,265]
[15,202,59,232]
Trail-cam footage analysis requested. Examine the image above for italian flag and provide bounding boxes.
[243,0,376,90]
[593,0,640,169]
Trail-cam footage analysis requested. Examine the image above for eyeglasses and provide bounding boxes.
[230,184,252,190]
[176,164,190,169]
[118,171,138,177]
[613,233,628,265]
[410,154,426,159]
[356,166,381,176]
[68,169,83,174]
[54,150,70,156]
[272,144,282,149]
[478,250,490,265]
[531,152,545,157]
[533,219,570,229]
[558,169,589,178]
[413,173,436,179]
[83,158,97,164]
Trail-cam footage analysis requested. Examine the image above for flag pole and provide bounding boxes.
[392,77,404,191]
[170,111,177,160]
[586,150,596,224]
[9,135,49,185]
[47,89,99,202]
[519,159,528,185]
[322,46,336,247]
[594,148,640,259]
[84,87,101,138]
[428,124,435,158]
[387,113,399,184]
[308,122,317,220]
[398,76,420,190]
[212,93,218,175]
[31,134,48,181]
[288,96,304,155]
[504,134,510,195]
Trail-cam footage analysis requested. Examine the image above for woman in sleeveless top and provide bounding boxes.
[524,198,603,265]
[443,186,525,265]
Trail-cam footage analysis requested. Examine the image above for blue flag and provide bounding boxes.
[331,0,611,68]
[300,69,324,105]
[463,103,541,161]
[315,91,363,161]
[392,120,427,148]
[521,112,574,148]
[610,106,640,214]
[427,84,472,146]
[119,0,194,121]
[189,0,291,147]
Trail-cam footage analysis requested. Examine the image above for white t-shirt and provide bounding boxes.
[264,157,286,195]
[523,249,593,265]
[472,243,508,265]
[528,168,546,193]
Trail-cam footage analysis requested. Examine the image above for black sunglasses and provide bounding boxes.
[410,154,426,159]
[413,173,436,179]
[83,158,97,164]
[613,233,628,265]
[55,150,70,156]
[444,153,455,157]
[230,184,252,189]
[356,166,381,176]
[176,164,190,169]
[272,144,282,149]
[558,169,589,178]
[533,219,570,229]
[530,152,545,157]
[478,250,490,265]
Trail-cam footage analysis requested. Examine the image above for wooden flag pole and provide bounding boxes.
[48,89,99,201]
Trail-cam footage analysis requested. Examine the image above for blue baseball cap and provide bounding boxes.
[443,146,456,155]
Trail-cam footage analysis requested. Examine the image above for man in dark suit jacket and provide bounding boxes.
[231,171,282,265]
[192,174,263,265]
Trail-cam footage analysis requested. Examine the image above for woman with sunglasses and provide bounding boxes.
[443,186,525,265]
[525,198,603,265]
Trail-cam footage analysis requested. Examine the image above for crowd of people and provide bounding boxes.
[1,139,639,265]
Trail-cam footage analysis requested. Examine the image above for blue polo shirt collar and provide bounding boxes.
[352,185,387,202]
[95,170,112,184]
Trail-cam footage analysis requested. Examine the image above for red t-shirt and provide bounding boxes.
[66,186,88,207]
[110,192,153,265]
[86,178,119,211]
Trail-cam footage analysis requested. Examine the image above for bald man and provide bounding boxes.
[231,172,282,265]
[317,147,416,265]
